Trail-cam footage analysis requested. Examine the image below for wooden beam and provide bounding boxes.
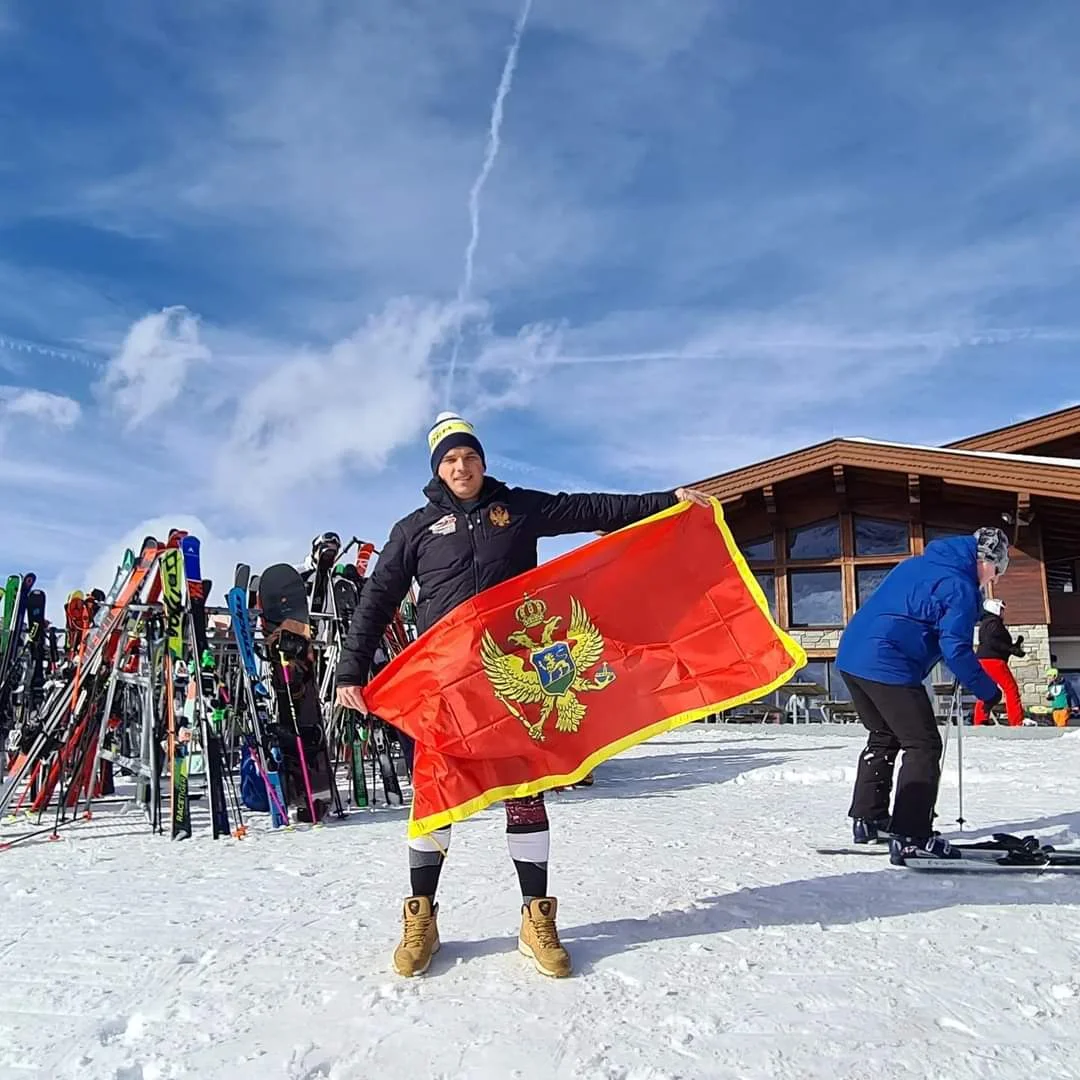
[902,475,924,552]
[832,465,848,513]
[1036,520,1051,625]
[840,512,856,620]
[1012,492,1031,546]
[763,484,777,517]
[911,519,925,556]
[773,520,789,629]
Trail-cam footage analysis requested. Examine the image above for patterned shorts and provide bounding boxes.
[504,792,548,829]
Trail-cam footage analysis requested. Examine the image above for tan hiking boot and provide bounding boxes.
[518,897,572,978]
[392,896,440,977]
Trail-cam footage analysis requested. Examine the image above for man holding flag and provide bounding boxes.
[336,412,709,978]
[337,412,803,980]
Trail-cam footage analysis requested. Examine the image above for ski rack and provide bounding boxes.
[1,541,420,849]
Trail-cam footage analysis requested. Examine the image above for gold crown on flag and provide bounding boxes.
[515,595,547,629]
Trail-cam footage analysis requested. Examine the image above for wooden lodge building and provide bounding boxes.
[689,405,1080,720]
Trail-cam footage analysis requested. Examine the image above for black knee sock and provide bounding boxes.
[507,827,549,906]
[512,856,548,906]
[408,826,450,901]
[410,858,444,900]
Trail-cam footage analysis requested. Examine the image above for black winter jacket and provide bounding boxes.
[976,613,1023,661]
[336,475,678,686]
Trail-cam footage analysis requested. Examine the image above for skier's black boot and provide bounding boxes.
[852,816,890,844]
[888,835,961,865]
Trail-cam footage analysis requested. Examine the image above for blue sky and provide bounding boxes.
[1,0,1078,612]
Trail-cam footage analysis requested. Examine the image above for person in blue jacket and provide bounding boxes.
[836,526,1009,862]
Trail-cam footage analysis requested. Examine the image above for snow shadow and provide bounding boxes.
[0,824,153,850]
[556,743,846,803]
[558,869,1080,972]
[332,803,412,826]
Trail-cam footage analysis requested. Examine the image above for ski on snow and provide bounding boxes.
[818,832,1080,872]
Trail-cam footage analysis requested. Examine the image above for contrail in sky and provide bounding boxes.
[444,0,533,408]
[0,331,104,370]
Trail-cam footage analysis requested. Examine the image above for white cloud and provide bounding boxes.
[100,305,210,428]
[0,386,81,428]
[0,458,121,495]
[214,297,475,511]
[37,294,571,537]
[456,319,564,416]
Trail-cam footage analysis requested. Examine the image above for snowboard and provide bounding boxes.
[258,564,311,642]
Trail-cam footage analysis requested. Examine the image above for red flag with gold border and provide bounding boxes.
[364,498,806,837]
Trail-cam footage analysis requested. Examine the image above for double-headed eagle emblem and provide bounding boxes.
[480,594,616,742]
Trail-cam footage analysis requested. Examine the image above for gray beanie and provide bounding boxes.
[974,526,1010,575]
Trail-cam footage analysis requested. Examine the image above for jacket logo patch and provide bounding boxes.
[429,514,457,536]
[489,505,510,528]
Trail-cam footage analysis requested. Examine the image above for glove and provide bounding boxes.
[983,687,1003,710]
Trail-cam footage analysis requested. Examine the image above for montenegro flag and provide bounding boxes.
[364,498,806,837]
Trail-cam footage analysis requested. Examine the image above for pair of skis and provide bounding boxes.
[159,530,237,841]
[227,568,290,828]
[0,576,45,753]
[819,832,1080,872]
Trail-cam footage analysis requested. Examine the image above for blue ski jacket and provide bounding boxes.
[836,535,1000,701]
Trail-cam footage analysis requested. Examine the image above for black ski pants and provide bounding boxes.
[842,670,942,839]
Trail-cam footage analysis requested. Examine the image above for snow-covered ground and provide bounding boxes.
[3,724,1080,1080]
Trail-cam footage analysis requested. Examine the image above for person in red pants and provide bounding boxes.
[974,598,1025,725]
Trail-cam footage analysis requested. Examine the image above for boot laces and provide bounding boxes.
[403,912,431,949]
[531,912,561,950]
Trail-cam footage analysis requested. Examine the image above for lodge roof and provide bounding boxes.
[844,436,1080,471]
[692,435,1080,503]
[944,403,1080,453]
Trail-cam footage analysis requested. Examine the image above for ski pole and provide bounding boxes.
[940,685,952,773]
[277,648,319,826]
[938,681,965,830]
[955,681,965,830]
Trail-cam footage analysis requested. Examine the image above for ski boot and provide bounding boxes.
[852,815,891,845]
[889,834,961,865]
